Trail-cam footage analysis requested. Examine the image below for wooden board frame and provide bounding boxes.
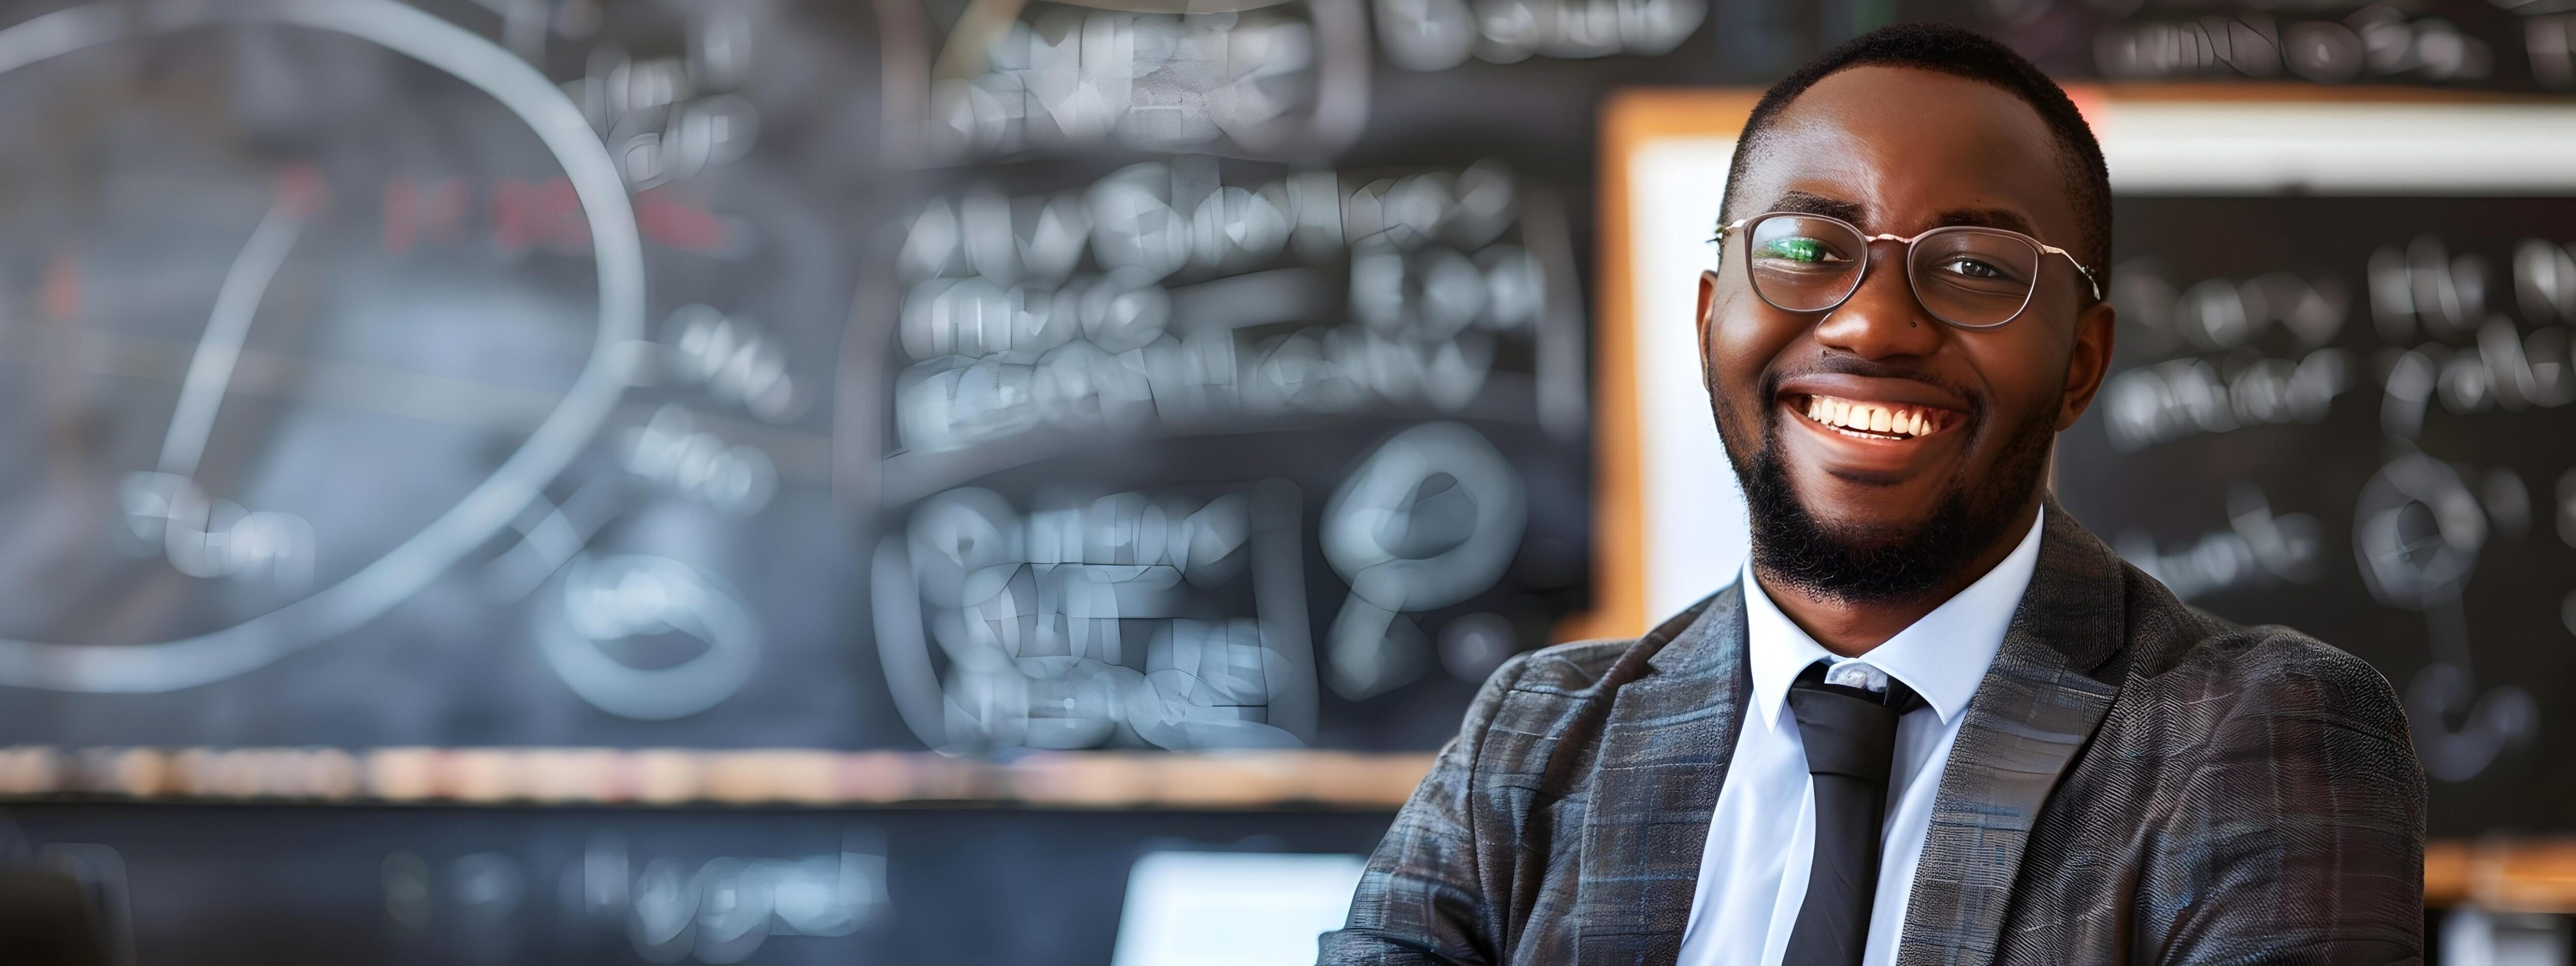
[1556,89,1761,644]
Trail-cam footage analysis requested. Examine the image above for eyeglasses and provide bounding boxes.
[1712,212,2102,329]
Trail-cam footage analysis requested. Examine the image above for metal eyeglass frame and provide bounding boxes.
[1712,211,2104,329]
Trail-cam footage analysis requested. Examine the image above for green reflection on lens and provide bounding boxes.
[1761,237,1828,263]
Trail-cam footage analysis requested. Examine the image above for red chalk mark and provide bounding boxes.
[489,177,528,255]
[421,180,469,246]
[384,176,470,255]
[395,175,731,258]
[39,246,77,321]
[490,176,591,256]
[275,163,329,222]
[384,177,416,255]
[637,189,730,253]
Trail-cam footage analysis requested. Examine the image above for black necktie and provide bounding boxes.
[1781,661,1925,966]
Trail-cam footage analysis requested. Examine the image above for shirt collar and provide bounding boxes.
[1740,508,2047,730]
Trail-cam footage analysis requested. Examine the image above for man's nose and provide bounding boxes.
[1811,244,1942,360]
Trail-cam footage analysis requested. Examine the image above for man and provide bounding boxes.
[1322,22,2424,966]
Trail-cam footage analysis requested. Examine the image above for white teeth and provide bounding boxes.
[1798,395,1946,438]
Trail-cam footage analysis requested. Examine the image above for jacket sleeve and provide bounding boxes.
[1317,652,1532,965]
[2146,636,2428,965]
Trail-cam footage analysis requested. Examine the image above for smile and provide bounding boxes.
[1791,394,1958,440]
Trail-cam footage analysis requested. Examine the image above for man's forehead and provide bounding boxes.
[1734,66,2078,241]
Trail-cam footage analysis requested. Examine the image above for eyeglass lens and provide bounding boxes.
[1745,214,2043,328]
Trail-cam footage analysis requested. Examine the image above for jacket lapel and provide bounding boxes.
[1897,501,2129,966]
[1571,585,1751,965]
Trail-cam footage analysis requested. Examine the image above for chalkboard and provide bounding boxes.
[0,0,2561,773]
[2059,196,2576,837]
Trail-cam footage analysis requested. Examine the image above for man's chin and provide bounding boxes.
[1773,509,1914,555]
[1737,437,1988,603]
[1779,468,1955,539]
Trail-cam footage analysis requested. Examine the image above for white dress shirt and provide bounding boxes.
[1675,511,2045,966]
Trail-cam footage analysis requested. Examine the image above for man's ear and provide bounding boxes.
[1697,269,1721,387]
[2054,299,2118,431]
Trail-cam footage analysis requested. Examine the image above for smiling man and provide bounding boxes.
[1323,23,2425,966]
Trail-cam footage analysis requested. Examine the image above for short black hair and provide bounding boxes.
[1720,21,2112,295]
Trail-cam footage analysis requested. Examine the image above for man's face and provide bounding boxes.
[1698,65,2116,600]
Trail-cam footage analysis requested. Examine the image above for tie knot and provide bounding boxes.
[1796,660,1927,716]
[1786,661,1921,781]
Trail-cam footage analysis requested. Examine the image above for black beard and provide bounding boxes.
[1715,379,2054,604]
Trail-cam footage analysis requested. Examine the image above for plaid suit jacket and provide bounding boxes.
[1323,502,2425,965]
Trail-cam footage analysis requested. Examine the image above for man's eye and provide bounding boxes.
[1938,256,2006,279]
[1761,237,1834,263]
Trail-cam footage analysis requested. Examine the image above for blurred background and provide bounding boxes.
[0,0,2569,962]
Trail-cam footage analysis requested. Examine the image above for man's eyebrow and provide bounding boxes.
[1752,195,2045,238]
[1935,207,2040,236]
[1764,191,1865,224]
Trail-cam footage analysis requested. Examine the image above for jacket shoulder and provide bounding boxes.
[2111,561,2408,739]
[1497,587,1735,699]
[2021,564,2425,964]
[1495,637,1639,698]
